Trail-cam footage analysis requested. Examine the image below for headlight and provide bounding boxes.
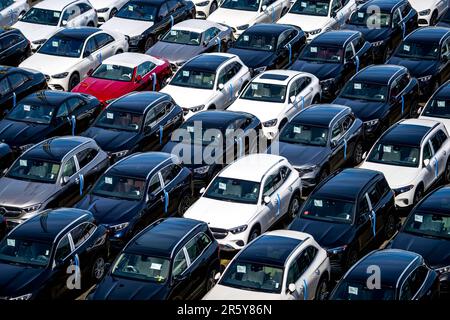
[22,204,41,213]
[237,24,249,31]
[190,104,205,113]
[252,66,266,74]
[371,40,384,47]
[296,165,318,175]
[326,245,347,256]
[111,150,129,158]
[19,144,34,152]
[364,119,379,127]
[393,185,414,196]
[32,39,46,45]
[194,165,210,175]
[129,35,144,45]
[109,222,129,233]
[229,225,248,234]
[52,72,69,79]
[308,29,322,36]
[9,293,32,300]
[96,8,109,13]
[196,0,210,6]
[419,9,431,16]
[418,75,433,82]
[436,265,450,274]
[263,118,278,127]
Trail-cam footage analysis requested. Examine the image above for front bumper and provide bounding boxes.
[96,10,111,25]
[393,188,415,208]
[418,12,432,26]
[44,74,70,91]
[210,227,248,252]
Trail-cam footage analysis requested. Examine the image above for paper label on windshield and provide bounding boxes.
[243,35,249,41]
[251,83,258,90]
[293,126,302,134]
[52,41,59,47]
[383,145,392,153]
[106,112,114,119]
[106,64,113,70]
[7,239,15,246]
[54,12,60,18]
[438,101,446,107]
[314,199,323,207]
[354,83,362,90]
[348,286,358,295]
[237,265,246,273]
[187,126,194,133]
[301,1,307,7]
[23,105,31,111]
[150,263,162,270]
[182,70,190,77]
[310,47,318,53]
[404,45,410,52]
[105,177,113,184]
[170,30,177,36]
[19,160,27,166]
[45,250,50,256]
[414,214,423,223]
[219,182,227,190]
[128,5,134,11]
[358,12,364,18]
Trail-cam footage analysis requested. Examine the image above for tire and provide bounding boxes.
[315,275,329,300]
[444,159,450,184]
[384,213,397,239]
[413,184,424,205]
[248,226,260,243]
[115,49,123,55]
[87,21,95,27]
[68,73,80,91]
[288,193,301,219]
[109,8,118,20]
[90,255,106,282]
[144,37,155,51]
[177,192,192,216]
[209,1,218,15]
[351,141,364,166]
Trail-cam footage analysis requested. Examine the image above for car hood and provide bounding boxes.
[387,57,439,78]
[343,24,391,42]
[407,0,429,12]
[184,197,258,229]
[333,97,387,122]
[101,17,153,37]
[359,162,419,188]
[0,177,58,208]
[12,21,58,42]
[147,42,203,64]
[0,120,50,147]
[161,85,214,108]
[72,77,135,103]
[0,263,46,296]
[207,8,256,28]
[278,13,328,31]
[290,60,341,80]
[81,127,140,152]
[20,53,76,77]
[204,284,280,300]
[227,48,274,69]
[227,99,284,123]
[437,21,450,28]
[273,142,328,168]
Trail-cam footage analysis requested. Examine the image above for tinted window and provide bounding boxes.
[203,27,220,43]
[172,249,188,276]
[0,77,10,95]
[376,178,390,196]
[400,266,429,300]
[167,0,181,12]
[185,233,211,263]
[145,102,167,125]
[342,115,354,132]
[287,248,314,285]
[136,61,156,77]
[77,2,93,14]
[148,174,162,195]
[65,98,82,113]
[277,30,296,49]
[160,163,181,186]
[55,235,72,261]
[0,35,22,50]
[423,141,433,161]
[400,3,411,18]
[344,44,354,60]
[359,196,370,214]
[368,186,381,206]
[263,171,283,196]
[84,37,97,55]
[77,148,98,169]
[431,132,444,152]
[62,5,79,22]
[158,3,169,18]
[70,222,96,248]
[95,33,114,48]
[62,157,77,177]
[8,73,28,90]
[353,37,365,53]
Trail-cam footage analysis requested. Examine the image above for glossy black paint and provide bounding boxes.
[0,214,5,241]
[0,142,13,171]
[0,28,31,66]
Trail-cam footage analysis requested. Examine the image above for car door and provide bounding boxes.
[351,36,371,69]
[75,147,102,189]
[76,2,95,26]
[141,172,165,226]
[94,33,117,61]
[260,167,288,229]
[57,155,81,206]
[65,97,89,132]
[399,265,430,300]
[62,4,81,28]
[388,74,410,125]
[203,27,222,52]
[69,221,100,278]
[439,38,450,82]
[135,61,155,91]
[159,163,185,214]
[50,233,75,297]
[285,247,316,300]
[355,193,373,248]
[215,62,234,108]
[341,113,360,160]
[51,101,73,136]
[3,72,29,111]
[366,182,384,238]
[399,2,416,36]
[342,41,357,84]
[0,33,27,65]
[421,139,436,191]
[429,129,448,180]
[79,36,100,79]
[169,0,189,23]
[169,246,192,299]
[141,101,167,151]
[261,0,280,23]
[0,76,13,111]
[391,7,403,45]
[329,117,347,170]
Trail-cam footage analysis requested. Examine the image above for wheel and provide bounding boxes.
[288,193,301,219]
[87,21,95,27]
[248,226,260,243]
[430,10,438,26]
[144,37,155,51]
[90,255,106,282]
[209,1,218,15]
[177,193,192,216]
[315,275,329,300]
[115,49,123,55]
[68,73,80,91]
[351,141,364,166]
[109,8,118,20]
[444,160,450,184]
[413,185,424,205]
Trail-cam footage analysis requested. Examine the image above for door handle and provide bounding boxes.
[315,269,320,276]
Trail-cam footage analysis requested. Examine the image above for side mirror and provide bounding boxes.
[165,77,171,84]
[61,176,70,185]
[423,158,430,167]
[135,75,142,83]
[61,20,68,26]
[287,283,296,294]
[173,274,188,283]
[87,69,93,76]
[261,5,267,12]
[199,187,206,195]
[289,96,296,104]
[330,140,337,148]
[214,272,221,281]
[263,195,271,205]
[84,50,91,58]
[218,83,224,90]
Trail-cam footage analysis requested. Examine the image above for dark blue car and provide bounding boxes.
[0,28,31,66]
[290,30,373,101]
[0,142,13,171]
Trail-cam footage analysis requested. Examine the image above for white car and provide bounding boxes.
[89,0,128,24]
[227,70,321,139]
[207,0,291,37]
[203,230,331,300]
[184,154,302,251]
[360,119,450,208]
[0,0,29,27]
[193,0,222,19]
[13,0,98,51]
[20,27,129,91]
[161,53,251,119]
[278,0,357,41]
[409,0,448,26]
[419,81,450,133]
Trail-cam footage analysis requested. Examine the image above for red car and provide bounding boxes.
[72,53,172,107]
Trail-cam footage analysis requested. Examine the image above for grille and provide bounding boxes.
[0,206,22,218]
[210,228,228,240]
[182,108,190,116]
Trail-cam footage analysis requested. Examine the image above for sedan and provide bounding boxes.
[419,81,450,132]
[409,0,448,26]
[0,28,31,66]
[0,0,29,27]
[89,0,129,25]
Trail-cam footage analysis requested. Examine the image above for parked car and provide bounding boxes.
[390,186,450,294]
[20,27,129,91]
[289,168,398,274]
[192,0,220,18]
[360,119,450,209]
[101,0,197,52]
[0,208,110,300]
[387,27,450,100]
[0,28,31,66]
[0,214,5,240]
[81,92,183,161]
[161,110,262,188]
[268,105,364,193]
[0,143,14,171]
[409,0,447,26]
[161,53,251,119]
[0,91,102,154]
[146,19,233,71]
[228,70,321,139]
[184,154,302,251]
[343,0,418,63]
[278,0,357,41]
[227,23,306,74]
[13,0,98,51]
[204,230,330,300]
[89,217,220,300]
[436,8,450,27]
[329,249,440,300]
[0,136,109,229]
[333,65,420,143]
[89,0,129,24]
[76,152,193,249]
[0,0,29,27]
[0,66,47,117]
[290,30,373,101]
[419,80,450,133]
[71,53,172,107]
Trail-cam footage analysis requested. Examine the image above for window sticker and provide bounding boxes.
[106,64,114,70]
[293,126,302,134]
[354,83,362,90]
[150,263,162,270]
[383,146,392,153]
[187,126,194,133]
[301,1,307,7]
[52,41,59,47]
[243,35,249,41]
[23,105,31,112]
[7,239,15,246]
[314,199,323,207]
[310,47,318,53]
[438,101,446,108]
[182,70,190,77]
[45,250,50,256]
[170,30,177,36]
[54,12,60,18]
[237,265,246,273]
[19,159,27,166]
[106,112,114,119]
[51,165,59,174]
[275,283,279,289]
[348,286,358,295]
[251,83,258,90]
[404,45,410,52]
[128,5,134,11]
[219,182,227,190]
[105,177,113,184]
[414,214,423,223]
[358,12,364,18]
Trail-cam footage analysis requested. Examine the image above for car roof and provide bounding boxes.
[55,27,100,40]
[132,0,167,5]
[352,65,406,85]
[220,154,285,182]
[0,28,22,36]
[313,30,360,47]
[254,70,308,85]
[125,218,203,258]
[24,136,90,162]
[434,81,450,98]
[109,91,170,114]
[315,168,380,202]
[103,53,164,69]
[415,186,450,215]
[183,53,234,73]
[188,110,250,129]
[360,0,404,12]
[23,90,82,106]
[244,23,296,35]
[380,119,439,147]
[406,27,450,44]
[36,0,79,10]
[107,152,176,179]
[173,19,226,33]
[292,104,349,127]
[11,208,91,243]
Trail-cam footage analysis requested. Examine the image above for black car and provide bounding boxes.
[227,24,306,75]
[0,90,102,154]
[289,168,397,274]
[420,80,450,124]
[81,92,183,162]
[0,208,110,300]
[387,27,450,100]
[330,249,440,300]
[333,65,420,142]
[89,217,220,300]
[0,142,13,171]
[161,110,262,188]
[0,28,31,66]
[0,66,47,117]
[103,0,196,52]
[344,0,418,63]
[290,30,373,101]
[437,8,450,28]
[390,186,450,294]
[268,105,364,192]
[0,214,5,240]
[76,152,193,250]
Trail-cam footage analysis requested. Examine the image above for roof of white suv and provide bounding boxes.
[220,154,286,182]
[37,0,81,10]
[254,70,307,85]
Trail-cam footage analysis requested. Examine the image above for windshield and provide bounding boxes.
[170,68,216,89]
[422,98,450,119]
[368,143,420,168]
[221,0,260,12]
[332,281,395,300]
[220,260,283,293]
[300,45,343,63]
[112,253,170,283]
[92,175,146,200]
[441,10,450,23]
[161,29,202,46]
[116,1,157,21]
[205,177,260,204]
[403,211,450,240]
[340,81,388,102]
[7,158,61,183]
[290,0,330,16]
[0,237,52,267]
[349,11,391,27]
[38,35,84,58]
[95,109,143,132]
[235,33,277,51]
[6,102,56,124]
[241,82,287,103]
[279,123,328,147]
[300,197,354,224]
[20,8,61,26]
[394,41,440,60]
[92,64,135,82]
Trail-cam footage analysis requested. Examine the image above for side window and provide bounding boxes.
[148,173,162,195]
[76,148,98,169]
[437,129,448,146]
[62,157,77,177]
[331,0,342,12]
[423,141,433,161]
[263,170,283,196]
[359,196,370,214]
[368,185,382,207]
[65,98,82,113]
[158,3,169,19]
[400,3,411,18]
[227,62,240,80]
[172,249,188,277]
[160,163,182,186]
[344,44,354,60]
[70,222,96,249]
[55,235,72,261]
[77,2,93,14]
[185,232,212,264]
[196,233,212,253]
[342,114,354,132]
[2,35,22,49]
[56,103,69,118]
[203,27,220,43]
[62,5,79,22]
[0,77,11,95]
[376,178,390,197]
[7,73,28,90]
[390,78,402,97]
[95,33,115,49]
[136,61,154,77]
[352,37,365,53]
[217,65,231,86]
[400,266,429,300]
[431,132,444,152]
[167,0,180,12]
[84,37,97,55]
[144,103,167,126]
[280,166,292,182]
[441,41,450,59]
[288,78,304,98]
[331,120,343,141]
[392,8,401,25]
